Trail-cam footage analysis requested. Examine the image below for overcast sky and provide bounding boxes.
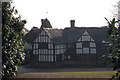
[12,0,119,30]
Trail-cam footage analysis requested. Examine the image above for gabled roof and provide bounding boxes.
[41,18,52,28]
[43,27,109,43]
[24,26,110,44]
[61,27,109,43]
[43,28,64,43]
[23,27,41,44]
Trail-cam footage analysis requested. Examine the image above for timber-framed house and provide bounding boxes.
[24,18,110,67]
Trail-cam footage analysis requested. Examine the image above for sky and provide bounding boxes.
[12,0,119,30]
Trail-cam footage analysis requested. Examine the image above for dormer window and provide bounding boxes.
[76,31,96,54]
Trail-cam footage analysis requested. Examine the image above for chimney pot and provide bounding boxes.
[70,20,75,28]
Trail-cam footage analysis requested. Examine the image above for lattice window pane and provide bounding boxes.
[82,36,90,41]
[90,42,96,47]
[90,48,96,54]
[51,55,53,61]
[33,44,36,49]
[33,50,35,54]
[76,49,82,54]
[83,48,89,54]
[76,42,82,48]
[39,55,40,61]
[36,43,38,49]
[36,50,38,54]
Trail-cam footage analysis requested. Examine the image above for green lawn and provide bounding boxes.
[26,71,116,75]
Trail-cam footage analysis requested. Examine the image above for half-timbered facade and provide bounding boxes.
[24,19,110,67]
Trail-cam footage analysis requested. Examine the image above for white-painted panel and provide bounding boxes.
[78,37,81,42]
[56,50,60,54]
[43,49,45,54]
[48,50,50,54]
[48,43,53,49]
[41,55,43,61]
[76,49,82,54]
[55,45,62,49]
[51,50,53,54]
[39,36,40,42]
[91,38,94,41]
[39,55,40,61]
[33,44,35,49]
[35,37,38,42]
[40,49,43,54]
[48,38,51,42]
[83,31,89,35]
[49,55,50,61]
[33,50,35,54]
[39,49,40,54]
[36,43,38,49]
[47,37,49,42]
[90,48,96,54]
[36,50,38,54]
[76,42,82,48]
[51,55,53,61]
[90,42,96,47]
[83,48,89,54]
[45,55,46,61]
[82,36,90,41]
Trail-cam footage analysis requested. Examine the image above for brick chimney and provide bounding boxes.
[70,20,75,28]
[41,18,52,28]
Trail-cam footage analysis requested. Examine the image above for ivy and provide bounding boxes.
[2,1,26,78]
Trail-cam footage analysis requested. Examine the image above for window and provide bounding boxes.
[82,36,90,41]
[39,49,40,54]
[83,48,89,54]
[33,44,35,49]
[90,42,96,47]
[48,43,53,49]
[55,44,66,54]
[76,49,82,54]
[76,30,96,54]
[68,55,71,59]
[36,50,38,54]
[36,43,38,49]
[76,43,82,48]
[90,48,96,54]
[33,50,35,54]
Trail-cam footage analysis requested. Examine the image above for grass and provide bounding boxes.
[25,71,117,75]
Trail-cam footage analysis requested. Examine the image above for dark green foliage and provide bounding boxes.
[2,2,26,78]
[104,18,120,80]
